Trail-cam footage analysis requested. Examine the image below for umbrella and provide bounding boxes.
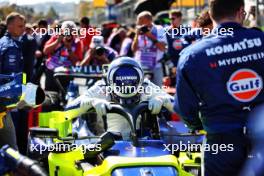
[134,0,175,15]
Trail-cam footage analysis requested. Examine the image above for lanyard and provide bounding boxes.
[143,35,147,47]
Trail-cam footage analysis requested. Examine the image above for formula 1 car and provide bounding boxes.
[27,101,193,176]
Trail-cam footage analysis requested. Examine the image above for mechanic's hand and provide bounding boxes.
[148,97,163,115]
[135,27,141,35]
[91,99,112,117]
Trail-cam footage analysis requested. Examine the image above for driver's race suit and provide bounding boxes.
[66,79,174,139]
[174,22,264,175]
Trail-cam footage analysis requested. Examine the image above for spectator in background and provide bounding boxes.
[193,10,213,38]
[33,19,51,84]
[0,12,26,150]
[35,19,50,47]
[191,15,199,28]
[21,24,37,82]
[32,23,38,31]
[101,22,120,44]
[196,10,213,35]
[43,21,83,92]
[162,10,184,91]
[106,27,118,43]
[245,6,257,27]
[132,11,167,87]
[35,19,50,62]
[25,23,34,35]
[80,35,118,66]
[119,28,135,57]
[165,9,184,68]
[80,17,95,55]
[107,27,126,53]
[0,22,7,39]
[183,10,213,47]
[17,23,38,154]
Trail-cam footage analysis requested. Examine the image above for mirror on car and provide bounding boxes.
[18,83,45,108]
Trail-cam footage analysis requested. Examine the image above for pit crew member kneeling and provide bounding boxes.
[66,57,174,139]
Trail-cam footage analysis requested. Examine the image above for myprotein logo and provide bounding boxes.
[227,69,263,102]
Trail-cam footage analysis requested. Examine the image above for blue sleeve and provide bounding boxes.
[107,49,118,62]
[0,44,4,74]
[174,54,203,130]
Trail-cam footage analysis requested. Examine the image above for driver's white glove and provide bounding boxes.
[148,97,163,115]
[79,97,92,112]
[91,99,112,117]
[78,97,112,117]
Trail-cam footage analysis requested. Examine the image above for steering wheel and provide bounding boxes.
[132,101,169,140]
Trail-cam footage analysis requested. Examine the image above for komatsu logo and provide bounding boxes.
[206,38,262,56]
[227,69,263,102]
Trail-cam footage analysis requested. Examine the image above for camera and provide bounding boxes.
[63,32,73,42]
[139,25,150,34]
[95,46,106,56]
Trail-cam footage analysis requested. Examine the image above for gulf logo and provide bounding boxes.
[173,39,183,50]
[227,69,263,102]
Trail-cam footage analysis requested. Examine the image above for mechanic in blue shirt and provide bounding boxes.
[165,10,185,67]
[0,13,24,74]
[0,12,25,150]
[174,0,264,175]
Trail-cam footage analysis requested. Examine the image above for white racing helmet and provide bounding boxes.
[106,57,144,104]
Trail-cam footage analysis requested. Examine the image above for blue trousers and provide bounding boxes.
[204,131,249,176]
